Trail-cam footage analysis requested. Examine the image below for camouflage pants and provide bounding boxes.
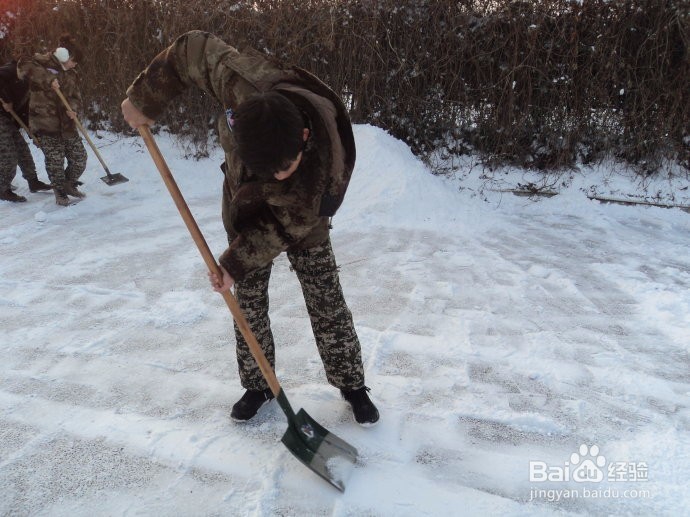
[0,117,38,190]
[39,134,86,190]
[234,237,365,391]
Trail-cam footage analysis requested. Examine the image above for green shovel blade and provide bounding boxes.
[101,172,129,185]
[281,408,359,491]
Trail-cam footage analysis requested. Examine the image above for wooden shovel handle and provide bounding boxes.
[1,96,40,146]
[53,87,112,175]
[138,126,281,396]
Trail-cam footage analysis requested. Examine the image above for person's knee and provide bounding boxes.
[69,145,87,164]
[44,152,64,171]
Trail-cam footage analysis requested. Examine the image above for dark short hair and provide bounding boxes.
[58,34,83,63]
[233,91,304,179]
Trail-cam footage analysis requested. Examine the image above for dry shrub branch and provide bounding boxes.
[1,0,687,173]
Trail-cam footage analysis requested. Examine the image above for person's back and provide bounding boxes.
[0,60,30,125]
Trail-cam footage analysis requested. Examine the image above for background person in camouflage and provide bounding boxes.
[18,35,87,206]
[0,60,52,202]
[122,30,379,425]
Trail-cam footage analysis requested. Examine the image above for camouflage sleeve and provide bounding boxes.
[64,72,81,113]
[17,58,54,90]
[126,30,239,119]
[218,200,323,281]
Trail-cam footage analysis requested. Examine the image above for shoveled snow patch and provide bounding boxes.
[0,125,688,516]
[325,455,355,489]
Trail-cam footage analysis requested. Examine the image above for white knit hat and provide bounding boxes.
[53,47,70,63]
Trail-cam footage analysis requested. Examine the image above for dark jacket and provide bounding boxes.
[127,31,356,281]
[17,52,81,137]
[0,60,30,126]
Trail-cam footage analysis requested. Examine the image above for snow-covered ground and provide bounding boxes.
[1,125,688,516]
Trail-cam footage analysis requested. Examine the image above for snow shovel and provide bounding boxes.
[0,97,40,146]
[138,125,358,491]
[54,88,129,186]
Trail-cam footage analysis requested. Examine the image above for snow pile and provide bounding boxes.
[0,125,688,516]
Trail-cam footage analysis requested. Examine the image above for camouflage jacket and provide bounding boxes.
[17,52,81,138]
[127,31,356,281]
[0,61,30,126]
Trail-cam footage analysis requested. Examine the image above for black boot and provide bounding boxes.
[341,386,379,426]
[28,178,52,192]
[231,388,274,421]
[0,188,27,202]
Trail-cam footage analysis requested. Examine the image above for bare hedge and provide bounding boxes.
[1,0,688,173]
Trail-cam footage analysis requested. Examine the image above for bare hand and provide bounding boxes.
[121,98,154,129]
[66,110,78,120]
[51,79,60,91]
[208,266,235,293]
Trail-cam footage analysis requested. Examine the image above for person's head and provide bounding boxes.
[233,91,308,181]
[54,34,82,70]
